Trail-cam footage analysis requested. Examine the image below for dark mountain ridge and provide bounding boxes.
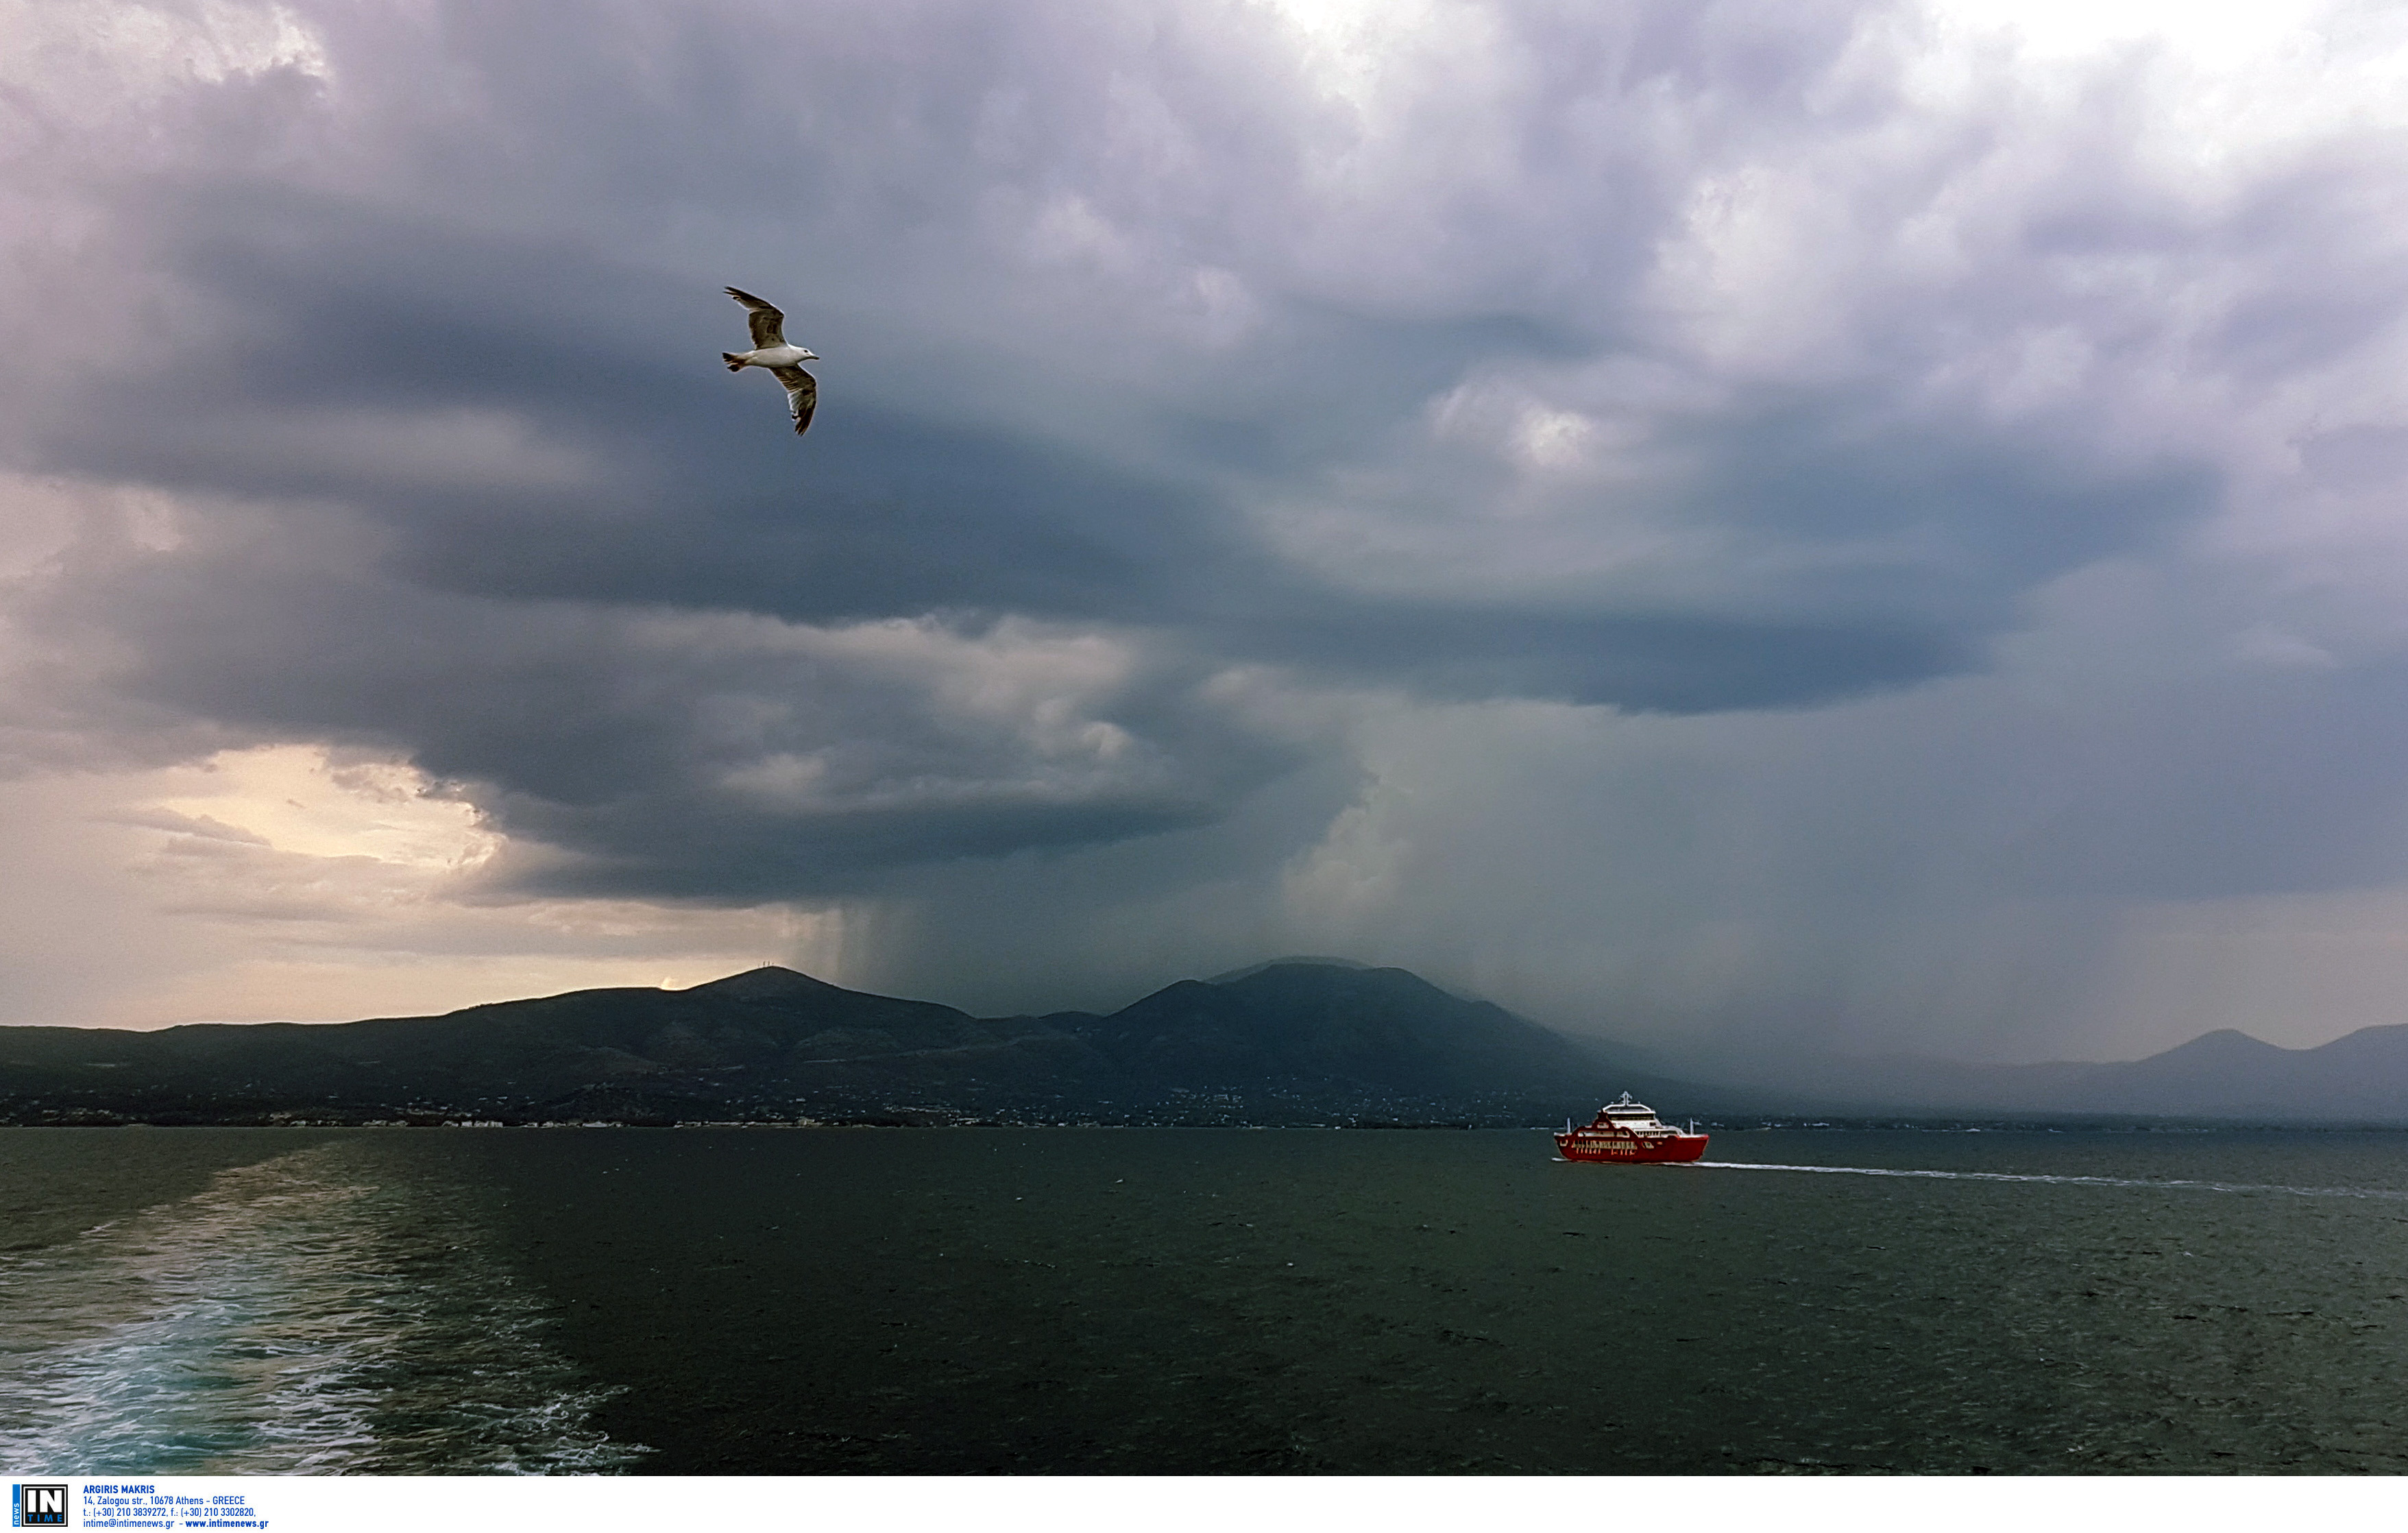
[0,959,1715,1126]
[1069,963,1605,1094]
[12,956,2404,1126]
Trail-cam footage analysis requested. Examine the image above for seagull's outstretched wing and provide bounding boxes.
[768,364,817,435]
[726,287,786,349]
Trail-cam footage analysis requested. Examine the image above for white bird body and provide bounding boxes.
[727,342,817,370]
[720,287,820,435]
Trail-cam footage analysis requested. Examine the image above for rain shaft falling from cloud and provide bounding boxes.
[7,0,2408,1063]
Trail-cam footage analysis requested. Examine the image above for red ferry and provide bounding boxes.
[1555,1094,1709,1163]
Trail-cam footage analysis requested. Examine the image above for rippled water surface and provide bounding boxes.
[9,1126,2408,1473]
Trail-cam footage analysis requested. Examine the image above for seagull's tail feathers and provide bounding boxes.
[722,352,749,372]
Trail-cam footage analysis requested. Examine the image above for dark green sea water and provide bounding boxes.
[8,1126,2408,1474]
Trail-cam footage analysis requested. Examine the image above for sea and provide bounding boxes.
[6,1125,2408,1475]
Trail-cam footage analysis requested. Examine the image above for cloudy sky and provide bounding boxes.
[8,0,2408,1064]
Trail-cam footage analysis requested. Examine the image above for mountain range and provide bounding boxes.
[0,960,1708,1127]
[4,958,2407,1126]
[1725,1025,2408,1124]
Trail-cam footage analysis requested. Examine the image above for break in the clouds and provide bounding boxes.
[9,0,2408,1060]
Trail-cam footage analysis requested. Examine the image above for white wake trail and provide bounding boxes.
[1691,1161,2408,1201]
[0,1142,647,1475]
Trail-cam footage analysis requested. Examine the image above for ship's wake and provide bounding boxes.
[0,1142,648,1475]
[1691,1161,2408,1200]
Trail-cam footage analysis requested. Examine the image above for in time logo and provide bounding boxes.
[10,1485,67,1528]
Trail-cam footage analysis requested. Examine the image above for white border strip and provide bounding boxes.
[6,1476,2396,1532]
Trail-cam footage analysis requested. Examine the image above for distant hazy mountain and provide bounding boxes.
[0,959,1717,1126]
[1717,1023,2408,1122]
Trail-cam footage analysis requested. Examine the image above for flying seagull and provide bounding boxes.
[721,287,819,435]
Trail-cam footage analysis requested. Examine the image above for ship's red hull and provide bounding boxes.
[1555,1128,1709,1163]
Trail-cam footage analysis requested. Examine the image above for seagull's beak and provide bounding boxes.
[800,350,820,361]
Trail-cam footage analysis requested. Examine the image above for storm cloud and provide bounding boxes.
[8,0,2408,1059]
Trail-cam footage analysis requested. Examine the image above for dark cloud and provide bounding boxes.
[26,502,1298,896]
[13,0,2408,1061]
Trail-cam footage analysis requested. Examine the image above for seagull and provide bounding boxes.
[721,287,819,435]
